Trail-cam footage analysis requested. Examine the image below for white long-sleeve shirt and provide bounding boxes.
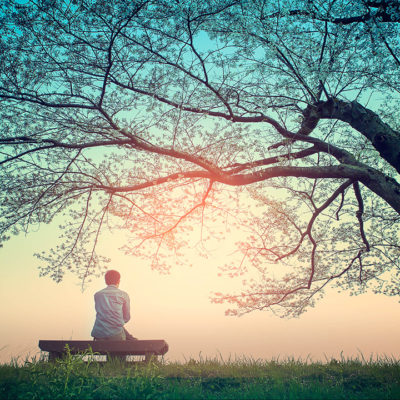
[91,285,131,338]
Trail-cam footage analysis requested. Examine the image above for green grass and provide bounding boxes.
[1,350,400,399]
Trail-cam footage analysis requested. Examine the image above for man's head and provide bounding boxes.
[105,270,121,286]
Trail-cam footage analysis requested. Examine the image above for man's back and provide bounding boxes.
[91,284,130,339]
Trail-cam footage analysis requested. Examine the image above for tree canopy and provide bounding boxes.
[1,0,399,316]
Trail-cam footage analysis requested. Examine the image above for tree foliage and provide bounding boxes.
[1,0,399,316]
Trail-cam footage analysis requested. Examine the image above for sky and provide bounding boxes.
[1,218,400,365]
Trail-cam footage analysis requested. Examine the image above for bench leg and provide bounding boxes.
[108,353,126,362]
[48,352,62,362]
[144,353,156,362]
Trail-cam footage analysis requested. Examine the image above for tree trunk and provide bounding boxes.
[317,98,400,175]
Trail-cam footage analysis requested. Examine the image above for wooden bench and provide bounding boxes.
[38,340,169,362]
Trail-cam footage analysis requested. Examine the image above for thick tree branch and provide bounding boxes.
[315,98,400,174]
[264,3,400,24]
[94,163,400,213]
[0,91,97,110]
[224,147,319,173]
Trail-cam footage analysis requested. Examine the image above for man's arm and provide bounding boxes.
[122,293,131,323]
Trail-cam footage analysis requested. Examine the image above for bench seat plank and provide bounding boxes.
[39,339,169,358]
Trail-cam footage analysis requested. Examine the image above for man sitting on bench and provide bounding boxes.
[91,269,137,341]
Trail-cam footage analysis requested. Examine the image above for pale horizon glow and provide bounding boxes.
[1,221,400,364]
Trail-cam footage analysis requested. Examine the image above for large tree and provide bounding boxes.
[1,0,399,316]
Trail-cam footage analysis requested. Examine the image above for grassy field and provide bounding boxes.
[1,350,399,399]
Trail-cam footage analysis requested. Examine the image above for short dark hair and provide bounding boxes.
[105,270,121,285]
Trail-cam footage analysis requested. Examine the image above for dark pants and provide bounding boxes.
[94,327,137,341]
[93,328,138,362]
